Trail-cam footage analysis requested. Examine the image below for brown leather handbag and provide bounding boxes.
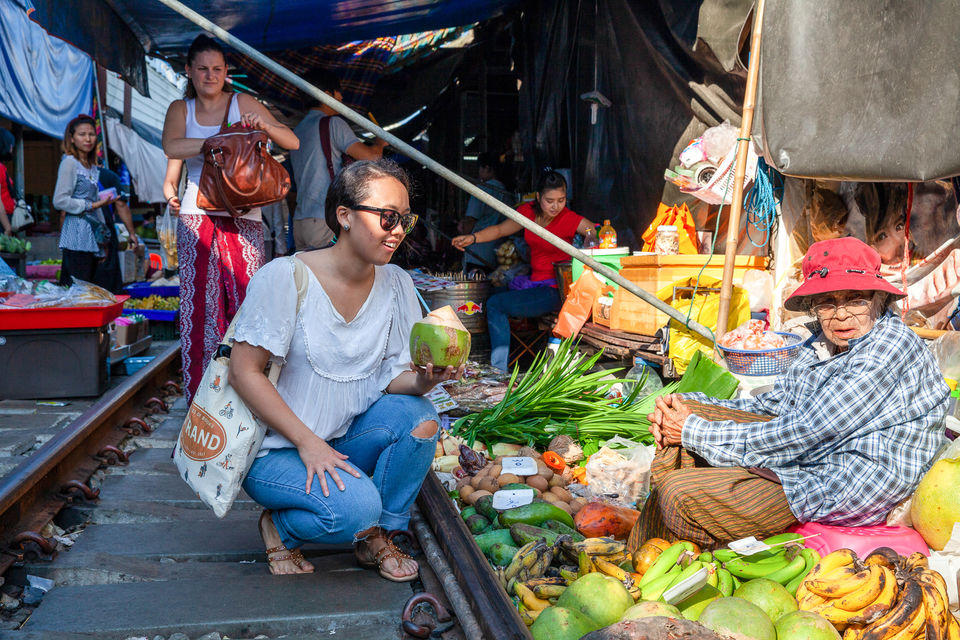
[197,95,291,217]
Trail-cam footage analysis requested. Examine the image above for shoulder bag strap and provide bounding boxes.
[317,116,336,182]
[219,93,234,131]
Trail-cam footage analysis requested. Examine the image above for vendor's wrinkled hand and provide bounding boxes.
[648,394,691,449]
[297,436,361,497]
[411,362,465,392]
[451,235,474,251]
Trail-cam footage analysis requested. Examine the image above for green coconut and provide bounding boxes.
[410,305,471,368]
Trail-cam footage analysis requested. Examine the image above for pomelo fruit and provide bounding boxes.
[530,605,598,640]
[556,572,634,628]
[910,456,960,550]
[733,578,798,623]
[676,584,723,620]
[774,610,841,639]
[621,601,682,621]
[409,305,471,368]
[698,597,776,640]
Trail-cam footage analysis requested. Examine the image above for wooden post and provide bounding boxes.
[715,0,766,339]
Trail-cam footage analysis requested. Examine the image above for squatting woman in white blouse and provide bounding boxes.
[228,159,462,580]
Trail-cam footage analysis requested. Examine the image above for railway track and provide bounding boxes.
[0,343,529,639]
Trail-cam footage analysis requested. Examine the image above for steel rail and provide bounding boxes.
[152,0,716,343]
[0,343,181,574]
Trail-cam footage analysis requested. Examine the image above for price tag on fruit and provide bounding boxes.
[492,489,535,510]
[728,536,771,556]
[662,566,710,604]
[500,457,538,476]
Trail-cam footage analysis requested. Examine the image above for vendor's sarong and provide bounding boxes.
[628,401,797,550]
[178,214,264,403]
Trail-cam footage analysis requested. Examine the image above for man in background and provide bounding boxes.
[460,152,515,272]
[289,69,387,250]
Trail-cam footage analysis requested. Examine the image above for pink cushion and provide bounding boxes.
[789,522,929,558]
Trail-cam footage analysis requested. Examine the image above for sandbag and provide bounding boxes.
[759,0,960,181]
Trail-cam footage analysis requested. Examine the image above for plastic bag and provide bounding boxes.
[741,269,773,312]
[928,333,960,380]
[157,206,178,270]
[584,443,655,505]
[554,269,605,339]
[641,203,699,254]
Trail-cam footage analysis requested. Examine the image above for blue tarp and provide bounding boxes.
[24,0,521,95]
[0,0,94,138]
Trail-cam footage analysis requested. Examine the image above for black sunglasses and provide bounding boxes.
[351,205,418,234]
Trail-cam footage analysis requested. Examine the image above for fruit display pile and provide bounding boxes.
[0,236,31,254]
[797,548,959,639]
[123,295,179,311]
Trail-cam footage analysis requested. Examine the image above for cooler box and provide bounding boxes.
[0,325,110,398]
[571,247,630,288]
[606,254,767,335]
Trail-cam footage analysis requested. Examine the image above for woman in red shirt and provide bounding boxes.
[0,130,16,236]
[453,171,596,371]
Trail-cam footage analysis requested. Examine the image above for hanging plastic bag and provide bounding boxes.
[157,205,178,270]
[641,203,699,254]
[584,442,655,508]
[553,269,605,339]
[660,276,751,374]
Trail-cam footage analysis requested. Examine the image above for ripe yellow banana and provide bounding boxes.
[860,579,924,640]
[515,583,551,611]
[578,550,595,576]
[947,612,960,640]
[524,576,567,589]
[594,556,630,582]
[834,565,885,612]
[797,581,828,610]
[517,604,539,626]
[806,548,858,585]
[902,551,928,572]
[914,568,949,603]
[842,624,865,640]
[862,547,899,573]
[918,581,949,640]
[504,541,544,581]
[532,583,566,599]
[567,537,626,556]
[806,565,869,598]
[858,566,898,623]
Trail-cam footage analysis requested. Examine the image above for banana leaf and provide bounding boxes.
[675,351,739,399]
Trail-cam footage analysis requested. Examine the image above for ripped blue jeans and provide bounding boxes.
[242,394,439,548]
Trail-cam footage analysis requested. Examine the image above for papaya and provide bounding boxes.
[573,501,640,540]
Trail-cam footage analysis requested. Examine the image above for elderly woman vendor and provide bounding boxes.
[635,237,949,547]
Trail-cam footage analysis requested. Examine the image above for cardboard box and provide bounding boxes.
[119,248,147,284]
[113,318,149,347]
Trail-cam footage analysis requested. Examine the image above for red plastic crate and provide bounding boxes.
[0,293,129,330]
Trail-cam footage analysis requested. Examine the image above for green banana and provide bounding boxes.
[559,568,579,584]
[666,560,704,591]
[706,563,719,588]
[637,542,687,589]
[717,568,734,596]
[698,552,714,563]
[784,548,819,595]
[532,584,566,599]
[640,571,681,601]
[731,576,741,590]
[762,553,808,585]
[713,548,740,563]
[724,555,791,580]
[762,532,803,546]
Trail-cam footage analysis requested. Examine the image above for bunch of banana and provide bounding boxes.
[559,536,626,562]
[502,540,554,594]
[712,533,819,594]
[797,547,960,639]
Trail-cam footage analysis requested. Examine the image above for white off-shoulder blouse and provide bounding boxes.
[231,257,422,451]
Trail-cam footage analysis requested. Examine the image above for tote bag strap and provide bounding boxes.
[218,255,310,385]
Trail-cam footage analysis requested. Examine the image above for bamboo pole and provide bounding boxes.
[715,0,766,339]
[153,0,717,343]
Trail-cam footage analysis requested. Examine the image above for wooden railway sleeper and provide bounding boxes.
[144,397,169,414]
[401,592,454,639]
[94,445,129,467]
[58,480,100,504]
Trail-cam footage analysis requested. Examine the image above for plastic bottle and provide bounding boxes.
[598,219,617,248]
[621,357,663,399]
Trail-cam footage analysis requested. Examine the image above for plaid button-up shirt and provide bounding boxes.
[682,313,949,526]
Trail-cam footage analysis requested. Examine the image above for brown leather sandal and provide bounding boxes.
[259,510,313,574]
[354,527,419,583]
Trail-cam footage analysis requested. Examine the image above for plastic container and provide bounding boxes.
[0,295,128,330]
[124,356,156,376]
[789,522,929,559]
[571,247,630,289]
[0,326,109,398]
[122,308,178,322]
[598,220,617,249]
[123,283,180,298]
[655,225,680,255]
[622,357,663,398]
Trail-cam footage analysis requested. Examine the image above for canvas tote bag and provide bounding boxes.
[173,256,309,517]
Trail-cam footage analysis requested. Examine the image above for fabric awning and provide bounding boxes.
[22,0,522,96]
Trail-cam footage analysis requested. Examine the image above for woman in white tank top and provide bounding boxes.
[161,34,299,404]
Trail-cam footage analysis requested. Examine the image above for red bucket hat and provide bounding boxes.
[784,237,905,312]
